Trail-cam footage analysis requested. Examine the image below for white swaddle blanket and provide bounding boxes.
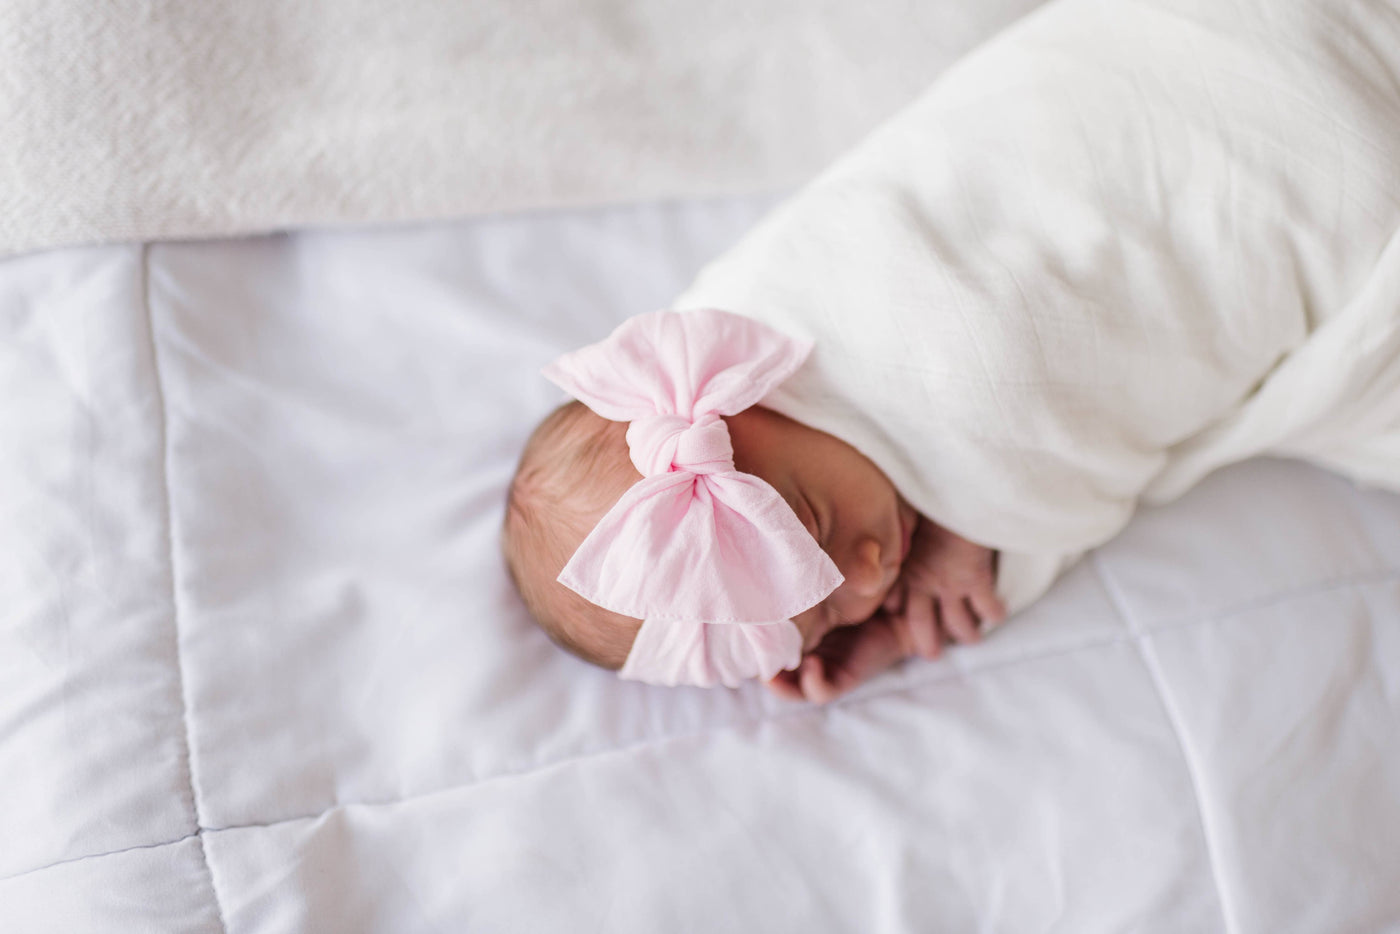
[676,0,1400,612]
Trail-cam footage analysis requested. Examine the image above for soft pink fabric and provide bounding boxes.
[542,309,843,687]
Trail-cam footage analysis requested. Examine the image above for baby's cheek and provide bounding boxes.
[827,582,889,631]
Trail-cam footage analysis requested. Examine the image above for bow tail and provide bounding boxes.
[619,616,803,688]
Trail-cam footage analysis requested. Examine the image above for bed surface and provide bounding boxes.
[2,196,1398,932]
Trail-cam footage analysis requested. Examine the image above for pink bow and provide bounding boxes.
[542,309,843,687]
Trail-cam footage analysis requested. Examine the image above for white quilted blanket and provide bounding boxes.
[677,0,1400,613]
[3,0,1399,930]
[2,195,1398,934]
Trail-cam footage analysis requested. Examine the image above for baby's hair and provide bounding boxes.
[503,400,643,669]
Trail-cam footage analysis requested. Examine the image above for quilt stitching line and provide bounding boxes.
[141,245,232,934]
[169,570,1400,838]
[6,624,1162,875]
[1091,552,1238,934]
[11,565,1399,876]
[192,631,1149,831]
[0,832,202,885]
[1123,565,1400,633]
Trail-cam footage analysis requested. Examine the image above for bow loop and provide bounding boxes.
[541,308,816,423]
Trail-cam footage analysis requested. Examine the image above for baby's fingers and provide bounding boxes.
[968,586,1007,631]
[798,617,909,703]
[938,594,981,644]
[901,591,942,660]
[765,668,807,702]
[798,655,846,705]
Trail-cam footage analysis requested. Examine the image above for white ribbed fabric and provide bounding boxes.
[0,0,1040,257]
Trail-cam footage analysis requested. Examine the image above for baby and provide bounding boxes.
[507,0,1400,701]
[504,309,1005,703]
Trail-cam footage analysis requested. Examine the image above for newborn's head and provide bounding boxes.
[503,400,916,674]
[503,401,643,668]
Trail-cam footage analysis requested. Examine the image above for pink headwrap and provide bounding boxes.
[542,309,843,687]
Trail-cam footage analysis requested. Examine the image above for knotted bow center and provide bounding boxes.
[626,412,735,477]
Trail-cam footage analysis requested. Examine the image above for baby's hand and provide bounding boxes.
[884,516,1004,659]
[766,516,1004,704]
[766,613,909,704]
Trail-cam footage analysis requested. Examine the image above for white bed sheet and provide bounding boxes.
[1,197,1398,933]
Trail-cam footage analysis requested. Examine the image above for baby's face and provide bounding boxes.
[726,407,916,652]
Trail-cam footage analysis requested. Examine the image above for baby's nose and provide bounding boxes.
[848,538,890,597]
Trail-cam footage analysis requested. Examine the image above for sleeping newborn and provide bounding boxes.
[506,0,1400,699]
[504,313,1006,703]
